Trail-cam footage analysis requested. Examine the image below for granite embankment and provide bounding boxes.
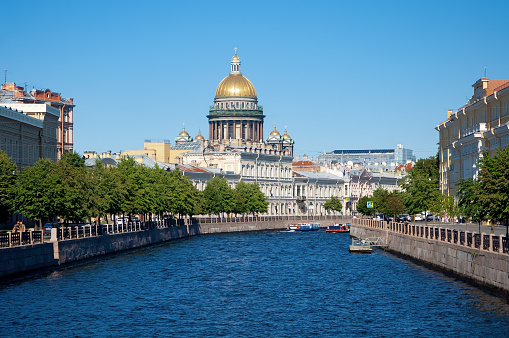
[351,219,509,298]
[1,217,346,279]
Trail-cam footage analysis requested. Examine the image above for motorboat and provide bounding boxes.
[326,223,350,233]
[287,223,320,231]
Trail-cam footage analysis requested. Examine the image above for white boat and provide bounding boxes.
[287,223,320,231]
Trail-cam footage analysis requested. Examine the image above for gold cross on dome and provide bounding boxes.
[234,47,237,55]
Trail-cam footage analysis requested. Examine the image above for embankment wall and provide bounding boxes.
[350,223,509,297]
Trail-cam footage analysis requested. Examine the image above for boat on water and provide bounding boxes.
[287,223,321,231]
[348,238,373,253]
[326,223,350,233]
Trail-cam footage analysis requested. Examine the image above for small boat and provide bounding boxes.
[349,238,373,253]
[287,223,320,231]
[326,223,350,233]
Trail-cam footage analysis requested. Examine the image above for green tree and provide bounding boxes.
[384,192,406,219]
[0,151,17,223]
[55,152,93,224]
[202,177,234,216]
[233,181,268,215]
[168,168,201,217]
[476,148,509,233]
[441,195,457,223]
[246,182,268,215]
[116,157,147,217]
[91,159,123,223]
[401,156,439,223]
[11,159,60,228]
[356,195,375,216]
[233,180,250,215]
[372,188,390,215]
[323,196,343,213]
[456,178,486,227]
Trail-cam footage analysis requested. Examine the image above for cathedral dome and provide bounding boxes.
[282,127,291,139]
[215,49,257,98]
[270,124,280,136]
[195,130,204,140]
[179,128,189,137]
[215,75,257,98]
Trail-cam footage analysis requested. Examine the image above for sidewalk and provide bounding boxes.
[410,221,509,236]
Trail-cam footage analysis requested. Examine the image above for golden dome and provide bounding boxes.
[215,74,257,98]
[282,127,291,139]
[195,129,204,140]
[270,124,280,136]
[232,54,240,62]
[178,124,189,137]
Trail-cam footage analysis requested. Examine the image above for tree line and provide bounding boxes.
[355,147,509,231]
[0,151,268,227]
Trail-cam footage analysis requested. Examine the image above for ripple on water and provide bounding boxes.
[1,231,509,337]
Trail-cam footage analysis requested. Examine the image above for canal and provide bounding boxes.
[1,230,509,336]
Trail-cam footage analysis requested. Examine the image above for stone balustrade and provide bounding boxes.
[352,218,509,254]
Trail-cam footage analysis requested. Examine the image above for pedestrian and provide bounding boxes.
[13,221,20,232]
[19,221,26,232]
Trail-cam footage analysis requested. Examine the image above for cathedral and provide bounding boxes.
[177,49,294,156]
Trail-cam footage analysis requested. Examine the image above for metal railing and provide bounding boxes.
[1,214,347,249]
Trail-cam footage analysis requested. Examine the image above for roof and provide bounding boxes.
[486,80,509,96]
[332,149,394,155]
[292,160,317,166]
[171,141,202,150]
[293,170,343,181]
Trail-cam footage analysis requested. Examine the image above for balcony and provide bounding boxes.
[296,196,306,203]
[461,123,487,138]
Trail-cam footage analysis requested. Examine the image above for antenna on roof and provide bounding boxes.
[4,69,6,84]
[484,67,487,78]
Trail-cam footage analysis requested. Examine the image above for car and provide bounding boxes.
[374,213,390,222]
[42,222,58,234]
[396,214,409,222]
[414,214,424,221]
[426,215,437,222]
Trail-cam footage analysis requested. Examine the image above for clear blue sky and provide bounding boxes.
[3,0,509,160]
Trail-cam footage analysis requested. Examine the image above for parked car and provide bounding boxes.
[396,214,409,222]
[374,213,390,222]
[43,222,58,235]
[426,214,437,222]
[414,214,424,221]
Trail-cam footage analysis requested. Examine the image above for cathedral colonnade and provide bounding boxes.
[209,120,264,142]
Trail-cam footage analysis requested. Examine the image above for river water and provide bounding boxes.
[2,230,509,337]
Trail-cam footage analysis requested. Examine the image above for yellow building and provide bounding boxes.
[436,77,509,196]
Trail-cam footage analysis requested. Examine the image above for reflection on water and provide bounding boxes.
[0,231,508,337]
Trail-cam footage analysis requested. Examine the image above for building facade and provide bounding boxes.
[318,144,416,172]
[436,77,509,197]
[0,104,59,167]
[1,83,74,159]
